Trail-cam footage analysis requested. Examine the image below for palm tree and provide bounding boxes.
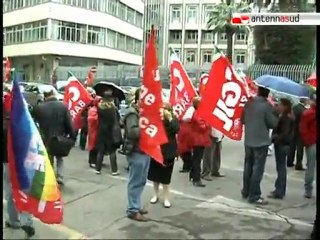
[207,0,250,63]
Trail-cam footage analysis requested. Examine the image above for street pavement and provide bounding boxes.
[3,138,316,239]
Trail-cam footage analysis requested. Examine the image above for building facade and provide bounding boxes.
[159,0,249,72]
[3,0,144,82]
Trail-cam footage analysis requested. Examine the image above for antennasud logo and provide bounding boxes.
[231,14,250,24]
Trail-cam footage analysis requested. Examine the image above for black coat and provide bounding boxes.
[33,98,75,147]
[96,101,122,154]
[2,108,10,163]
[272,114,294,146]
[161,117,180,162]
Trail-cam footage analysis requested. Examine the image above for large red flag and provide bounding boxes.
[140,27,168,164]
[64,73,92,130]
[169,54,197,120]
[197,54,248,141]
[3,57,11,82]
[85,66,97,87]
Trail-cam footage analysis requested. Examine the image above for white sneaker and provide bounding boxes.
[163,199,171,208]
[111,171,120,176]
[150,196,158,204]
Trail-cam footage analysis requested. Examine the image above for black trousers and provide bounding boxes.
[287,132,304,167]
[89,148,97,165]
[190,146,205,182]
[96,148,118,173]
[79,127,88,150]
[181,152,192,171]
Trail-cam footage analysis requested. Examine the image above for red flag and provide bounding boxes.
[198,73,209,96]
[197,54,249,141]
[3,57,11,82]
[85,66,97,87]
[140,27,168,164]
[169,54,197,120]
[306,72,317,90]
[64,77,92,130]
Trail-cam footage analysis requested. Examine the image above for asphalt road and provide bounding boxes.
[3,138,316,239]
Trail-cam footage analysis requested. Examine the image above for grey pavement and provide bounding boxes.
[3,138,315,239]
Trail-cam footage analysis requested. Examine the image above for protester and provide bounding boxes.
[148,103,179,208]
[3,95,35,238]
[269,98,294,199]
[287,99,308,170]
[124,88,150,221]
[95,92,122,175]
[177,112,193,173]
[189,97,211,187]
[33,90,75,185]
[87,96,101,168]
[201,127,224,181]
[241,87,279,205]
[79,87,96,150]
[299,94,316,199]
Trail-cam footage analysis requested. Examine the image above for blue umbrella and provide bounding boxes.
[255,75,310,98]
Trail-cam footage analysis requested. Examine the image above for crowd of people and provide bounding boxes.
[2,83,316,236]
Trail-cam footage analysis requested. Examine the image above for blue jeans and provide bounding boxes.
[242,145,268,203]
[305,144,316,196]
[3,163,33,227]
[126,152,150,215]
[274,144,290,197]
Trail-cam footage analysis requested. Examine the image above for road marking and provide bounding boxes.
[196,195,313,227]
[221,164,305,182]
[3,200,87,239]
[110,175,313,228]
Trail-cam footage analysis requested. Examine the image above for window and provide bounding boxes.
[170,5,181,23]
[185,50,196,64]
[202,50,213,64]
[202,31,214,42]
[169,30,182,42]
[117,33,126,50]
[186,5,198,24]
[136,13,143,27]
[127,7,135,24]
[107,29,117,48]
[126,37,135,52]
[186,30,198,41]
[134,39,142,54]
[236,32,247,41]
[220,32,227,40]
[236,52,246,64]
[118,3,127,20]
[203,4,216,24]
[87,25,105,45]
[108,0,117,15]
[79,0,88,8]
[88,0,98,11]
[52,20,86,43]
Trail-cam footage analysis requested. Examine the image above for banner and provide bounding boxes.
[198,73,209,96]
[197,54,248,141]
[140,27,168,164]
[8,79,63,224]
[85,66,97,87]
[64,72,92,129]
[169,54,197,120]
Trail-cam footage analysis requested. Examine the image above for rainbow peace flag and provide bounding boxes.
[7,79,63,224]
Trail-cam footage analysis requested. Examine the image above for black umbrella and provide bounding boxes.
[93,81,127,101]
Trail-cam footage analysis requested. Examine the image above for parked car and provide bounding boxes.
[20,82,64,106]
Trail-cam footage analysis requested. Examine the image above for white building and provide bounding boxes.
[159,0,249,71]
[3,0,144,82]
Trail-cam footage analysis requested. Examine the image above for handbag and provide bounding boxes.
[48,135,75,157]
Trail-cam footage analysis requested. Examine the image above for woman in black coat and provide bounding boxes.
[95,92,122,175]
[269,98,294,199]
[148,103,180,208]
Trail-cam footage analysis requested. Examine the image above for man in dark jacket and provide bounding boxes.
[124,88,150,222]
[287,99,308,170]
[33,90,75,185]
[241,87,279,205]
[3,101,35,237]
